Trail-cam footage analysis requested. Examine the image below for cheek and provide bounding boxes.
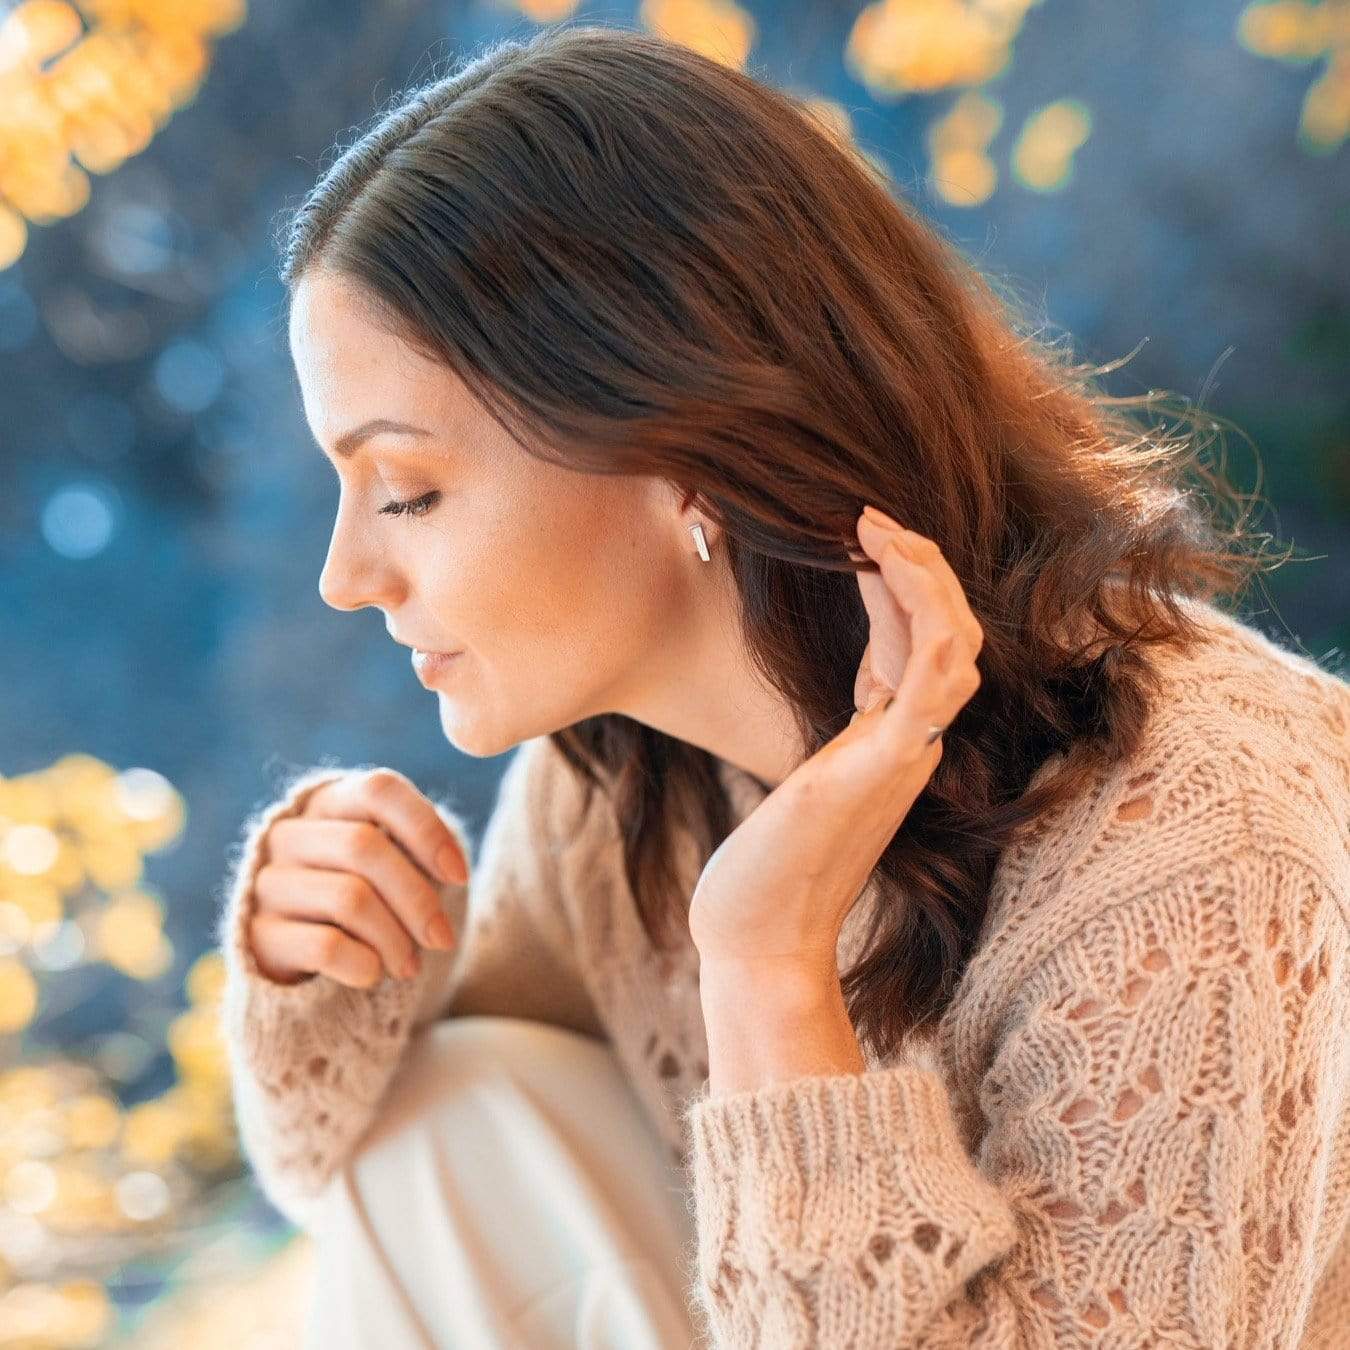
[437,518,649,658]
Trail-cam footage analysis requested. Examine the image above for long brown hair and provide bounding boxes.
[276,22,1290,1059]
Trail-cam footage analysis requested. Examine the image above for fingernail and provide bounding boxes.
[425,913,455,949]
[862,505,897,529]
[435,844,463,883]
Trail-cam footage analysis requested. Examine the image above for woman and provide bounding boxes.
[216,22,1350,1349]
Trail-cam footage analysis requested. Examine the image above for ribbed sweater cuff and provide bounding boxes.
[685,1062,1020,1336]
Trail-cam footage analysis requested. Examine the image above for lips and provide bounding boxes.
[412,648,462,686]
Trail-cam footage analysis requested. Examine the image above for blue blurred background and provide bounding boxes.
[1,0,1346,1343]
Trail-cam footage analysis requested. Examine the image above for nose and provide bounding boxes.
[319,563,365,612]
[318,518,402,614]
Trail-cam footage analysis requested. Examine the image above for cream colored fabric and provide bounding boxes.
[303,1014,699,1350]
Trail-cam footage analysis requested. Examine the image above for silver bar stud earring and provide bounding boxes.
[689,522,711,562]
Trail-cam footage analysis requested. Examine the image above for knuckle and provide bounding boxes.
[330,873,372,920]
[316,925,343,963]
[345,820,386,864]
[362,767,406,801]
[785,774,819,810]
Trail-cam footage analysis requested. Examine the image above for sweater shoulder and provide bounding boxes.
[975,602,1350,990]
[496,732,617,856]
[1161,596,1350,759]
[1068,597,1347,861]
[1141,598,1350,862]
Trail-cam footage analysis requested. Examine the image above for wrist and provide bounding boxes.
[697,952,839,1017]
[697,952,865,1096]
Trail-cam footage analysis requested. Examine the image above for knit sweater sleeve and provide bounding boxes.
[215,735,603,1234]
[681,839,1350,1348]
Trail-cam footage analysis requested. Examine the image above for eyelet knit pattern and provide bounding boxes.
[215,598,1350,1347]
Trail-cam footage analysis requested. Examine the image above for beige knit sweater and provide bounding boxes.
[216,597,1350,1348]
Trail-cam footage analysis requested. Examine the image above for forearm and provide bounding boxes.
[698,957,866,1099]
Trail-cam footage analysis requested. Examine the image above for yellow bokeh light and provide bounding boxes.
[167,1003,227,1085]
[0,772,59,826]
[0,201,28,269]
[1,822,61,876]
[0,1063,61,1112]
[63,1092,123,1151]
[1238,0,1334,60]
[121,1096,192,1166]
[0,1,85,72]
[0,1276,113,1346]
[0,955,39,1032]
[1011,98,1092,191]
[639,0,756,71]
[847,0,1037,97]
[1301,52,1350,149]
[930,146,998,205]
[514,0,583,21]
[93,889,174,980]
[0,880,64,930]
[55,1278,113,1345]
[925,91,1002,205]
[1238,0,1349,151]
[32,1157,119,1232]
[186,949,225,1006]
[927,88,1004,153]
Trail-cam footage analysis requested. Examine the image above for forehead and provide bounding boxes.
[287,270,478,452]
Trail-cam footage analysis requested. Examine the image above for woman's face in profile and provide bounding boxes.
[287,267,702,758]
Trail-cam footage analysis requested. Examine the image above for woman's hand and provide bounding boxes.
[248,768,469,989]
[687,506,984,983]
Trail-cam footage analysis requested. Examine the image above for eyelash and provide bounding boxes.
[379,490,440,520]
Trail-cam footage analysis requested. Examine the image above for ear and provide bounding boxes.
[657,480,721,551]
[673,484,705,517]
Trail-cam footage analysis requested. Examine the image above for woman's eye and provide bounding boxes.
[379,490,440,519]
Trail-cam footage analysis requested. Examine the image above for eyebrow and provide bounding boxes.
[329,418,434,460]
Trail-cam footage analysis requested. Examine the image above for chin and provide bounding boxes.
[436,698,523,760]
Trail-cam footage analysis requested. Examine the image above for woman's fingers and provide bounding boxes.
[305,768,469,887]
[853,508,984,759]
[244,766,470,990]
[248,909,384,989]
[253,863,425,984]
[871,534,955,668]
[854,563,911,688]
[856,510,983,658]
[266,813,451,952]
